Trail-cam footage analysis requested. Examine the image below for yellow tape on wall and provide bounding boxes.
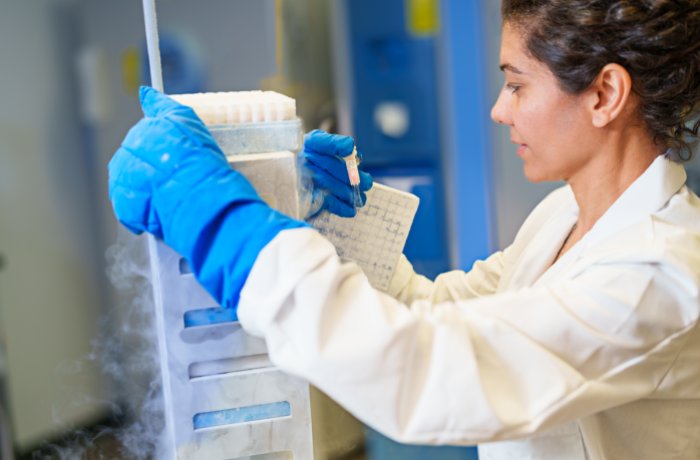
[407,0,440,36]
[122,47,141,96]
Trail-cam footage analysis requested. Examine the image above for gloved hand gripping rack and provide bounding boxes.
[140,2,313,457]
[147,93,314,459]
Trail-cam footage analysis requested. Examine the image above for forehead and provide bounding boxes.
[499,22,547,76]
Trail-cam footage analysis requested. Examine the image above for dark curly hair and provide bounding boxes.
[502,0,700,160]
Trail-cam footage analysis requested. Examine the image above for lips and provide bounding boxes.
[511,136,527,155]
[517,144,528,156]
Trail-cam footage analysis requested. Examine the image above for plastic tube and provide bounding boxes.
[344,147,363,209]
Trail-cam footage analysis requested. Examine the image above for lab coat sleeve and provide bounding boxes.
[387,252,507,304]
[237,227,700,445]
[383,186,569,305]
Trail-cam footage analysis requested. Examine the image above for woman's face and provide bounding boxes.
[491,23,595,183]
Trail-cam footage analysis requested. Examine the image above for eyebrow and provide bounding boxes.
[499,63,525,74]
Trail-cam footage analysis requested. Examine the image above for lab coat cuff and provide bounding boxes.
[237,227,335,337]
[387,254,417,297]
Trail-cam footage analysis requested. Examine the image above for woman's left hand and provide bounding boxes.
[298,129,373,219]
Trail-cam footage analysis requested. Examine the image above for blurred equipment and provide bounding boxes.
[0,3,112,452]
[261,0,336,131]
[0,403,12,460]
[0,263,15,460]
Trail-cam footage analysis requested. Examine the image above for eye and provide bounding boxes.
[506,83,521,94]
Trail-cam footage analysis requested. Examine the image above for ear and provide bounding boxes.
[588,63,633,128]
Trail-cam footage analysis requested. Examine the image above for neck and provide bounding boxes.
[567,129,661,234]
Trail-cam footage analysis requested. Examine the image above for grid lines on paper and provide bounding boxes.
[309,183,419,291]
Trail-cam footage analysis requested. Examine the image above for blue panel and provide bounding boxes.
[367,166,450,279]
[345,0,450,276]
[184,307,237,327]
[366,429,478,460]
[193,401,290,429]
[407,179,449,278]
[347,0,441,166]
[438,0,496,266]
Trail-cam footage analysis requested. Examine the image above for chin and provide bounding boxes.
[523,165,559,183]
[522,166,546,183]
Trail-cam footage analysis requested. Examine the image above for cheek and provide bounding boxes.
[514,95,546,125]
[517,97,582,148]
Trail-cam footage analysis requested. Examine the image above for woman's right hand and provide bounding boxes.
[298,129,373,219]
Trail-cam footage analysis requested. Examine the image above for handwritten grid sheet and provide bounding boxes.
[309,183,420,291]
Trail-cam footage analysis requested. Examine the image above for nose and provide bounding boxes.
[490,90,511,125]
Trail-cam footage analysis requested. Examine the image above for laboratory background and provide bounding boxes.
[2,0,700,459]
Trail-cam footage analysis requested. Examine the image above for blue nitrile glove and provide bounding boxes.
[298,129,373,219]
[109,86,308,309]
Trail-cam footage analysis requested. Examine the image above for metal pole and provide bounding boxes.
[142,0,164,92]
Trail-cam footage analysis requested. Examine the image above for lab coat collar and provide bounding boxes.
[579,155,686,250]
[529,155,686,288]
[504,195,578,290]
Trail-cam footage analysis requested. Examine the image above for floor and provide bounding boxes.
[17,422,368,460]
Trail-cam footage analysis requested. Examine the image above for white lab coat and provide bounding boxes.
[237,155,700,459]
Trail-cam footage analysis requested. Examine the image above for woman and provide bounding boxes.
[108,0,700,458]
